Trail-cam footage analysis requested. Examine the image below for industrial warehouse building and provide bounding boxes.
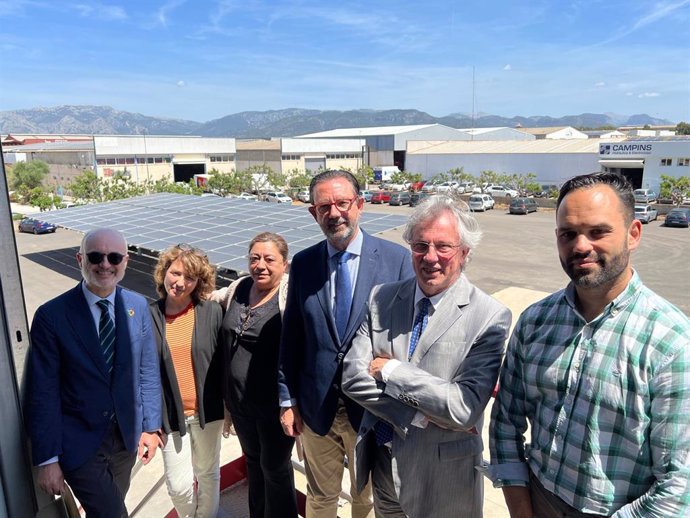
[296,123,482,170]
[405,139,602,186]
[598,137,690,191]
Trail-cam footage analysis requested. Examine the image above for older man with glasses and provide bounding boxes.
[278,169,413,518]
[26,227,161,518]
[342,195,511,518]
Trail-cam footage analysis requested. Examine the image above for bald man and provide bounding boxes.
[26,228,162,518]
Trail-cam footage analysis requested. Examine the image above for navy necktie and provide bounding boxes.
[334,251,353,341]
[375,297,431,446]
[407,297,430,360]
[96,299,115,375]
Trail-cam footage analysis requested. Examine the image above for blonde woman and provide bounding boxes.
[150,244,224,518]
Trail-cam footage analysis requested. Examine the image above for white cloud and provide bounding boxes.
[72,3,127,21]
[638,92,660,98]
[626,92,634,96]
[156,0,187,27]
[176,80,186,87]
[503,64,512,71]
[595,81,606,87]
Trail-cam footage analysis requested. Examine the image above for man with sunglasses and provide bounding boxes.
[278,169,413,518]
[342,195,511,517]
[26,227,161,518]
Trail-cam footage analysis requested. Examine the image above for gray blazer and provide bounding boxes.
[342,275,511,518]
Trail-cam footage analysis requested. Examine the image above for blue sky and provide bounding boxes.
[1,0,689,123]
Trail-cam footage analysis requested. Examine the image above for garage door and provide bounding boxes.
[305,158,326,172]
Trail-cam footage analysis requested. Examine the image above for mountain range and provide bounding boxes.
[0,105,675,138]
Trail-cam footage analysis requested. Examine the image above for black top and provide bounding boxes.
[222,279,282,419]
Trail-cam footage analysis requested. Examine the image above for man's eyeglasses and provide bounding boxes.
[409,241,463,258]
[84,252,126,265]
[311,197,359,216]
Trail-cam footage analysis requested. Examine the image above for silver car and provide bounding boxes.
[634,205,658,223]
[468,194,495,212]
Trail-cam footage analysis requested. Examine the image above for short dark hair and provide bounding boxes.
[557,172,635,223]
[308,170,360,203]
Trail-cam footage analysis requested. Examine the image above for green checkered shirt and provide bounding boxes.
[488,272,690,517]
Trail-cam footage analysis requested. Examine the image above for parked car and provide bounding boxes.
[457,182,476,194]
[296,190,310,203]
[435,181,460,193]
[370,191,392,204]
[634,205,658,223]
[468,194,495,212]
[409,180,426,192]
[633,189,658,203]
[421,182,439,193]
[664,207,690,228]
[264,191,292,203]
[359,190,373,202]
[236,192,258,200]
[409,191,430,207]
[18,218,56,234]
[487,185,519,198]
[389,191,411,206]
[509,197,538,214]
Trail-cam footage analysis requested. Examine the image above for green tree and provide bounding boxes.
[206,169,235,197]
[245,165,286,192]
[147,175,203,195]
[8,160,49,201]
[286,169,312,189]
[478,170,501,191]
[676,122,690,135]
[445,167,474,183]
[354,165,374,189]
[70,169,104,203]
[659,175,690,206]
[29,187,55,211]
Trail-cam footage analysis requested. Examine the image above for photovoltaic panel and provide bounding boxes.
[36,193,408,273]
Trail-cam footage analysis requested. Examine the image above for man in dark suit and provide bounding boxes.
[343,195,511,517]
[278,170,413,518]
[26,227,162,518]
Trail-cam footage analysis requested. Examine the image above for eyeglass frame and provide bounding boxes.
[81,251,127,265]
[309,196,360,217]
[408,241,464,258]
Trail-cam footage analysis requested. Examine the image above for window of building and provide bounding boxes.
[281,154,300,161]
[678,158,690,167]
[210,155,234,162]
[96,158,106,165]
[660,158,672,166]
[326,153,358,159]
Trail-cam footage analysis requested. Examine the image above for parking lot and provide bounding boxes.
[14,200,689,371]
[11,199,690,518]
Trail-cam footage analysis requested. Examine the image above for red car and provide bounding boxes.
[371,191,392,204]
[409,180,427,192]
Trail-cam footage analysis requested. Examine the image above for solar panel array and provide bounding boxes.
[37,193,409,273]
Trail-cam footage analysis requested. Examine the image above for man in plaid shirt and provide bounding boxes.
[488,172,690,518]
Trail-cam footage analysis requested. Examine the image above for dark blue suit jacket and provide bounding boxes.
[278,230,413,435]
[26,283,161,472]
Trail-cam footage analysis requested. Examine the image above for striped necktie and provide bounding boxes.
[96,299,115,375]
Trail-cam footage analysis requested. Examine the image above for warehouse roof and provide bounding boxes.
[406,139,603,154]
[296,124,440,138]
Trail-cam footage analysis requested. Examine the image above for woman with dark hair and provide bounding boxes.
[150,244,224,518]
[211,232,297,518]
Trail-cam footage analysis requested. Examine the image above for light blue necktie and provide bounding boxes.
[96,299,115,375]
[375,297,431,446]
[334,251,353,341]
